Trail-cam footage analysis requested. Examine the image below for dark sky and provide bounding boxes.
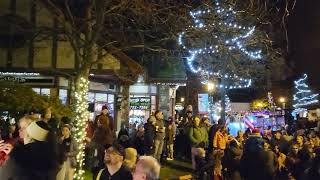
[289,0,320,87]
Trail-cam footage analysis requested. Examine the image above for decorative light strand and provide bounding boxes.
[208,94,231,121]
[74,77,90,180]
[292,74,319,118]
[178,0,263,89]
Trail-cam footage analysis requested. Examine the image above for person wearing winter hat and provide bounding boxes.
[0,121,60,179]
[144,116,156,155]
[89,105,115,171]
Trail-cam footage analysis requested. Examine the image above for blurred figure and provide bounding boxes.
[144,116,156,156]
[0,121,60,179]
[153,111,166,162]
[166,121,175,160]
[123,148,137,172]
[132,156,160,180]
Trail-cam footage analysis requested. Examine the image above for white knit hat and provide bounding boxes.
[26,121,49,141]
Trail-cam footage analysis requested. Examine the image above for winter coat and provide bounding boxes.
[58,137,78,168]
[166,128,175,145]
[155,119,166,140]
[223,143,243,174]
[0,142,58,180]
[240,136,274,180]
[188,125,208,147]
[213,131,227,150]
[144,122,156,147]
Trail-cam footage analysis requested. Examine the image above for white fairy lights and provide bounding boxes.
[178,0,263,89]
[292,74,319,118]
[74,77,89,180]
[209,94,231,121]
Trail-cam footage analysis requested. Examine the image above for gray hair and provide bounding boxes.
[137,156,160,180]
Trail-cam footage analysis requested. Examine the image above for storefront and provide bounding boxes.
[129,84,157,124]
[87,82,117,120]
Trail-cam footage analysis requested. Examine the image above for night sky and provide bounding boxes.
[289,0,320,87]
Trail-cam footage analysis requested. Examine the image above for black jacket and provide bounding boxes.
[0,142,59,180]
[144,122,156,146]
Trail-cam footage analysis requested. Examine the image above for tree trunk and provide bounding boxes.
[220,88,226,123]
[120,85,130,127]
[73,64,90,179]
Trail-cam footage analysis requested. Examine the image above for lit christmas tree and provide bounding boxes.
[292,74,319,119]
[178,0,265,120]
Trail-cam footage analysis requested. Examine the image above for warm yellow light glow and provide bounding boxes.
[181,97,185,102]
[207,82,215,91]
[74,77,89,180]
[279,97,285,103]
[257,102,263,107]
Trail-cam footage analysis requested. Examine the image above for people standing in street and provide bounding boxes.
[153,111,166,163]
[0,121,60,179]
[188,116,208,170]
[144,116,156,156]
[94,144,132,180]
[88,105,115,172]
[56,124,78,180]
[166,121,175,160]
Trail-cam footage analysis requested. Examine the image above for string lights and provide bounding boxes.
[292,74,319,118]
[178,0,263,89]
[209,94,231,121]
[74,77,89,180]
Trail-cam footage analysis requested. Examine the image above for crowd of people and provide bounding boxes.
[0,104,320,180]
[0,106,161,180]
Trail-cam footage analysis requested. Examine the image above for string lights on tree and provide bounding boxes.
[292,74,319,119]
[178,0,264,89]
[209,94,231,122]
[73,77,89,180]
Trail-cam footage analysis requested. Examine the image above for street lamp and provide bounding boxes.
[257,102,263,110]
[279,97,286,109]
[207,82,215,92]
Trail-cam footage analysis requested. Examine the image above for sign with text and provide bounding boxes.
[130,97,151,110]
[198,93,209,114]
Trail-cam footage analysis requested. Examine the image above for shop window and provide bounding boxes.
[59,89,68,105]
[32,88,50,96]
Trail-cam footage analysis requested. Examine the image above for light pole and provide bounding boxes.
[279,97,286,109]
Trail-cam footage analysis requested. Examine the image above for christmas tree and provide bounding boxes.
[178,0,263,89]
[292,74,319,118]
[178,0,265,120]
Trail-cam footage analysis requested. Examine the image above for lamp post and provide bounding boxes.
[279,97,286,109]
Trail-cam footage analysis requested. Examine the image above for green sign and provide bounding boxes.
[130,97,151,110]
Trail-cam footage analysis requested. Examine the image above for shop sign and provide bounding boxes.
[0,76,26,83]
[0,75,54,86]
[130,97,151,110]
[198,93,209,114]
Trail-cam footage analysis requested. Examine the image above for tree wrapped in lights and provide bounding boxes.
[209,94,231,122]
[292,74,319,119]
[179,0,267,120]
